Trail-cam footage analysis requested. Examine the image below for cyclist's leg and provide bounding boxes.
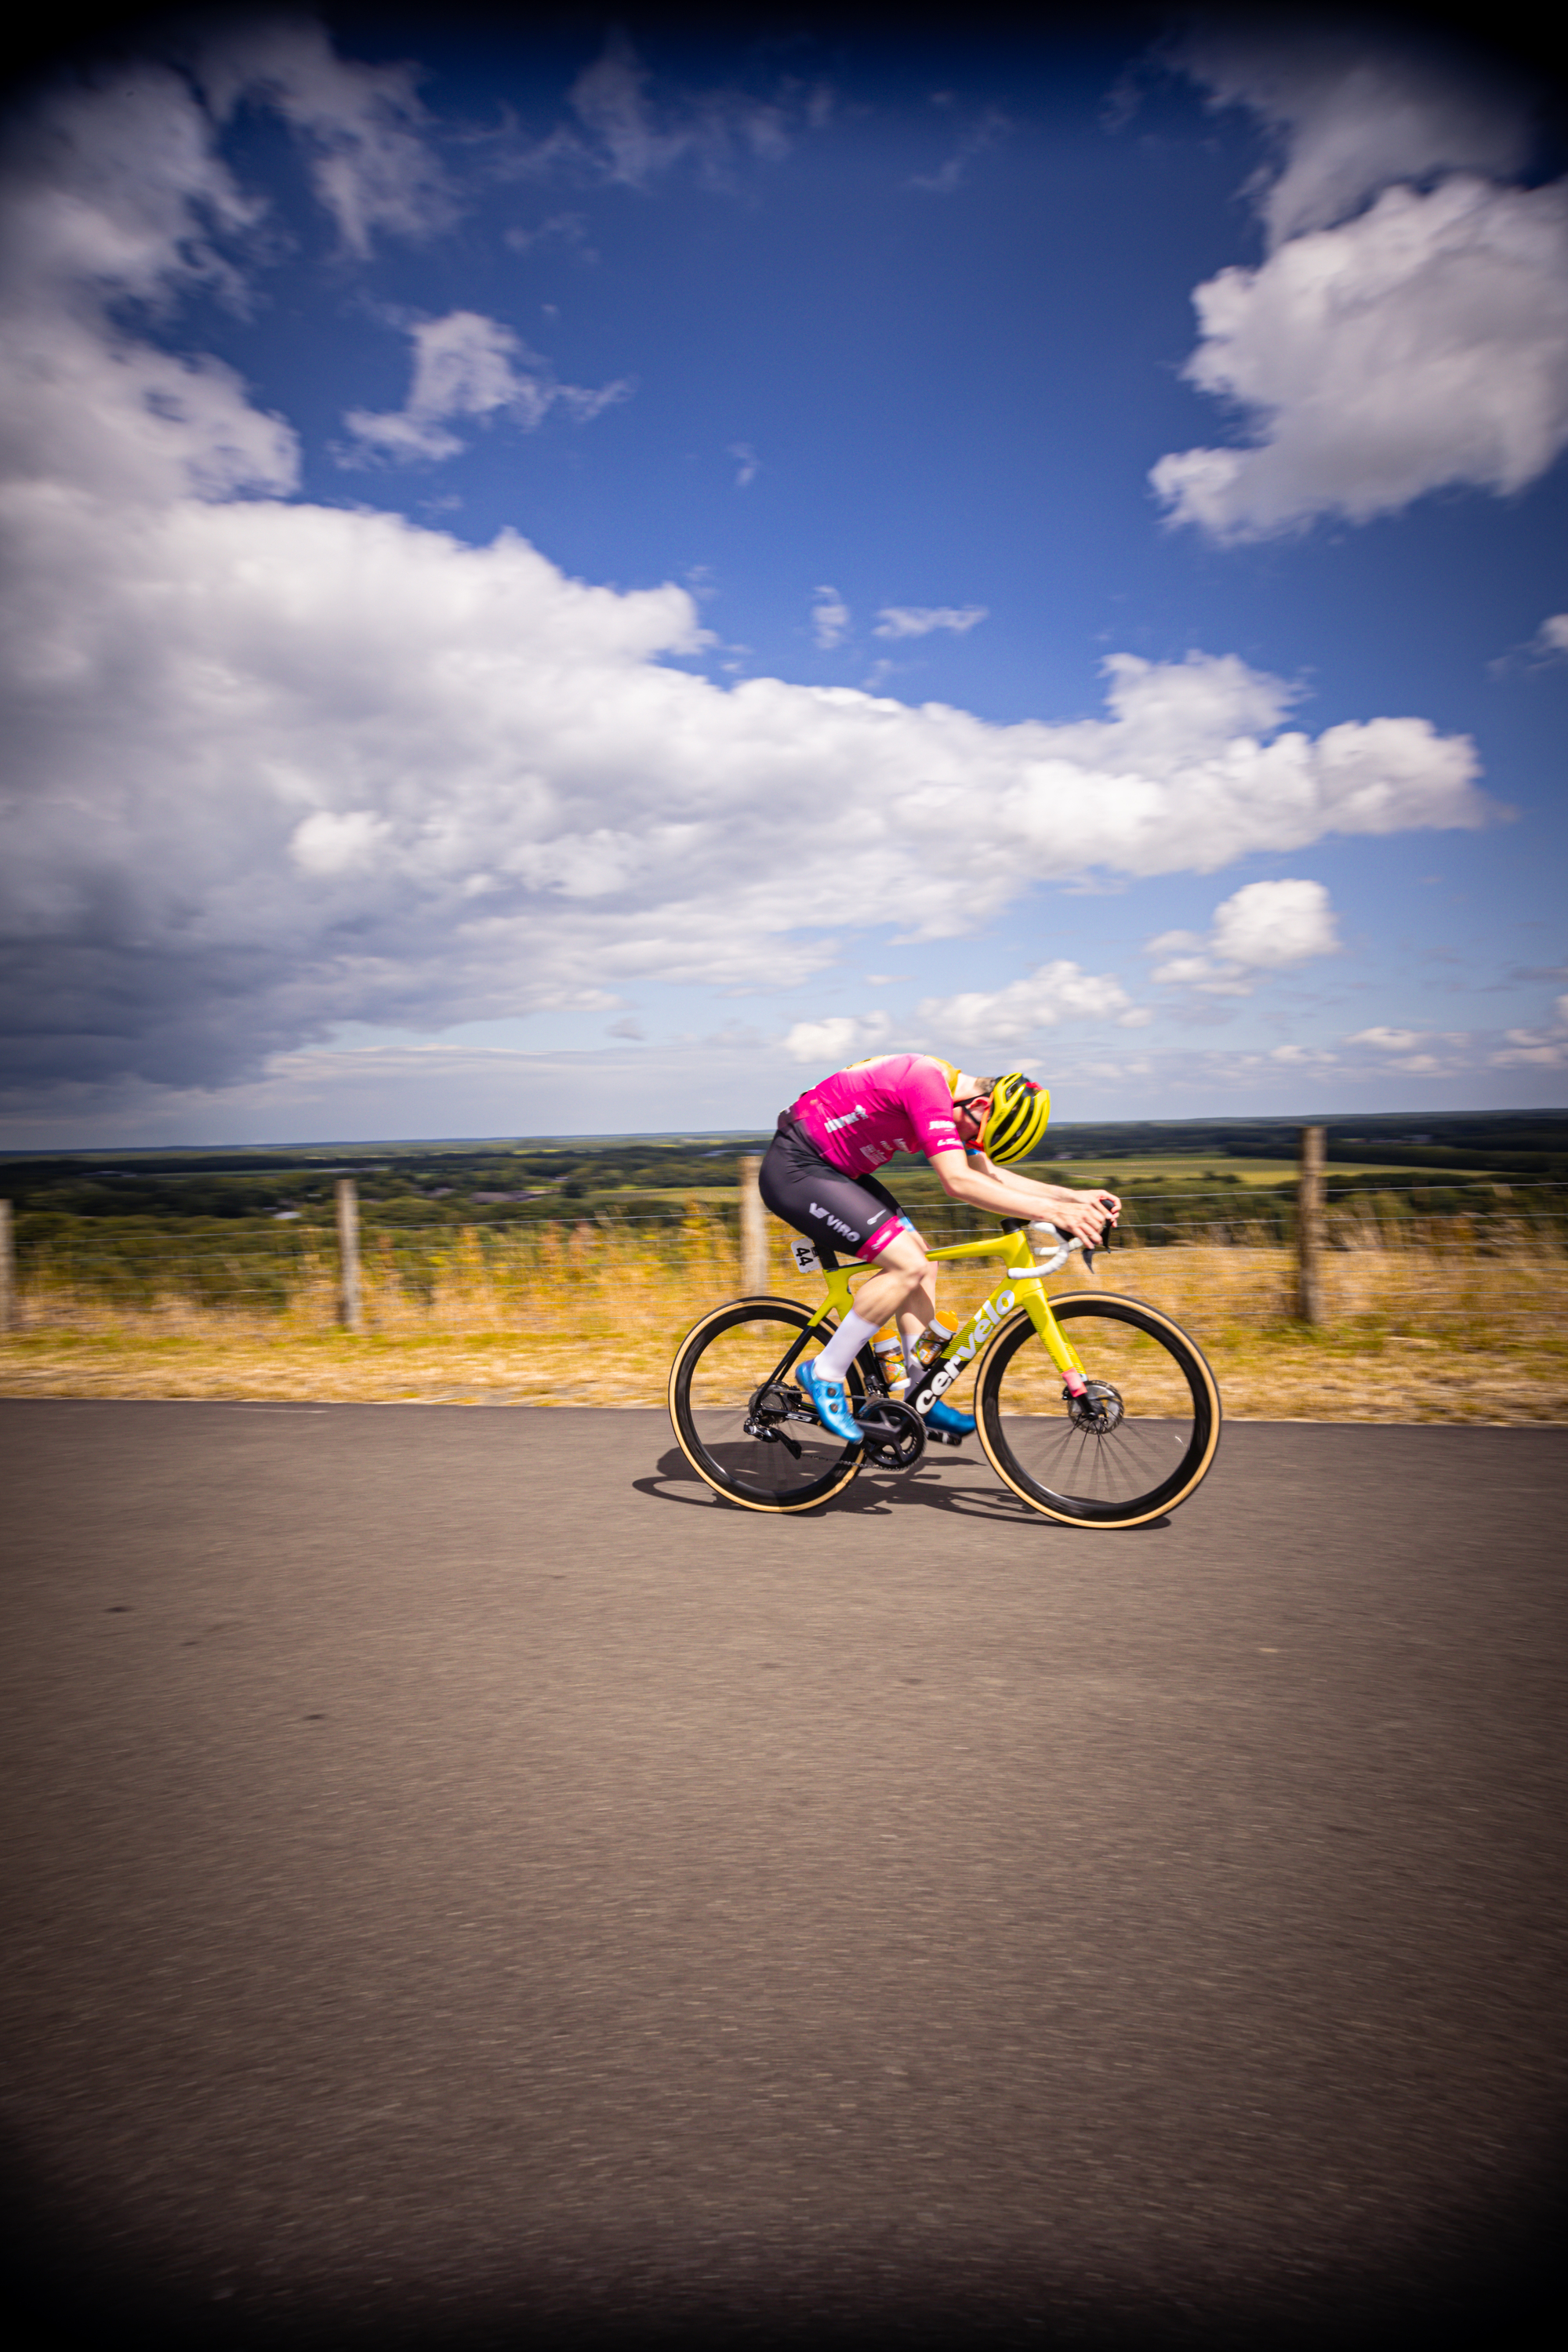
[757,1131,913,1272]
[829,1180,944,1381]
[760,1138,964,1437]
[848,1225,934,1335]
[757,1137,926,1425]
[811,1226,935,1418]
[854,1232,975,1439]
[756,1134,954,1345]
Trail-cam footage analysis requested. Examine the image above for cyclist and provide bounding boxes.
[760,1054,1120,1443]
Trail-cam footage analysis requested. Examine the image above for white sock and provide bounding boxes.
[814,1308,878,1383]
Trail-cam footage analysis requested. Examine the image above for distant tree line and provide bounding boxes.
[3,1111,1564,1257]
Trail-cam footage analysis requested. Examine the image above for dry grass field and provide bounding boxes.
[2,1210,1563,1423]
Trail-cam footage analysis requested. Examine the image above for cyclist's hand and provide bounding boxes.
[1047,1199,1100,1247]
[1054,1190,1119,1247]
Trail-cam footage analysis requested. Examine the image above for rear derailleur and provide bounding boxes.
[744,1381,809,1455]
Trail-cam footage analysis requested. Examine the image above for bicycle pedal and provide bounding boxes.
[926,1426,964,1447]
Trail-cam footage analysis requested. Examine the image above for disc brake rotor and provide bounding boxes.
[1065,1379,1124,1434]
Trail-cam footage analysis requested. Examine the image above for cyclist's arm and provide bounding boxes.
[968,1148,1121,1224]
[927,1149,1120,1246]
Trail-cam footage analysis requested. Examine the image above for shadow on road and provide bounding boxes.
[633,1446,1171,1532]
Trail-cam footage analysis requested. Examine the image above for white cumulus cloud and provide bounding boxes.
[811,586,851,651]
[1149,879,1341,995]
[873,605,988,639]
[1177,26,1534,248]
[917,963,1147,1055]
[1211,877,1341,968]
[1345,1025,1457,1073]
[498,31,823,193]
[782,1014,892,1068]
[0,64,299,507]
[1347,1027,1427,1051]
[565,32,804,188]
[289,808,393,877]
[343,310,630,463]
[194,14,456,256]
[1156,34,1568,539]
[1492,1040,1567,1069]
[0,30,1504,1120]
[1490,996,1568,1067]
[0,503,1495,1105]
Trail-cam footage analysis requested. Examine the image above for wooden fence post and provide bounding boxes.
[1297,1123,1325,1324]
[0,1200,13,1334]
[336,1177,363,1333]
[739,1154,768,1294]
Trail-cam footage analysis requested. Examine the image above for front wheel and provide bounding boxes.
[975,1291,1221,1529]
[668,1296,866,1514]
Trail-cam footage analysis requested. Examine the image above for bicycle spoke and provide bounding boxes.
[692,1412,844,1489]
[1003,1411,1192,1510]
[977,1293,1221,1528]
[670,1301,864,1513]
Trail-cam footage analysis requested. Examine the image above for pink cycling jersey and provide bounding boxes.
[787,1054,967,1176]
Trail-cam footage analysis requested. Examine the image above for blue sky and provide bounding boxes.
[2,6,1566,1145]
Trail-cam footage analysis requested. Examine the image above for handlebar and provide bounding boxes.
[999,1195,1115,1275]
[999,1220,1094,1276]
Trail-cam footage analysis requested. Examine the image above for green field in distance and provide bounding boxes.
[1030,1156,1503,1188]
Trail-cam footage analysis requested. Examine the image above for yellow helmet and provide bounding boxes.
[976,1072,1050,1163]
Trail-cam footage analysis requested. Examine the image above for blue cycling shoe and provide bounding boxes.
[797,1357,865,1443]
[926,1397,975,1440]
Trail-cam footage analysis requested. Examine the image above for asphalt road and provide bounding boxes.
[2,1400,1565,2352]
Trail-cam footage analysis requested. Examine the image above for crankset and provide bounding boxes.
[1065,1378,1124,1434]
[855,1395,927,1472]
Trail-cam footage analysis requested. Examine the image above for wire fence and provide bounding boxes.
[7,1187,1567,1339]
[1079,1179,1568,1253]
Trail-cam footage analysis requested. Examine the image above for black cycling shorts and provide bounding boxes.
[758,1118,919,1262]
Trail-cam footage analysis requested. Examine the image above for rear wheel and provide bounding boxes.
[975,1291,1221,1529]
[668,1297,866,1514]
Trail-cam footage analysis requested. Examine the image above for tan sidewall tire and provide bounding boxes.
[975,1290,1222,1530]
[667,1294,865,1515]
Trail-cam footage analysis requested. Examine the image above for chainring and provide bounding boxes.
[856,1395,927,1471]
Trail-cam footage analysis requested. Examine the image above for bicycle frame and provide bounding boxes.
[796,1228,1091,1408]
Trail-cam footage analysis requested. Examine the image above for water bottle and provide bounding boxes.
[906,1318,954,1372]
[873,1332,908,1396]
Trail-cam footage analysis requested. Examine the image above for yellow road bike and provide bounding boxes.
[668,1222,1221,1529]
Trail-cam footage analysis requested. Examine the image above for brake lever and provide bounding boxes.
[1004,1199,1116,1278]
